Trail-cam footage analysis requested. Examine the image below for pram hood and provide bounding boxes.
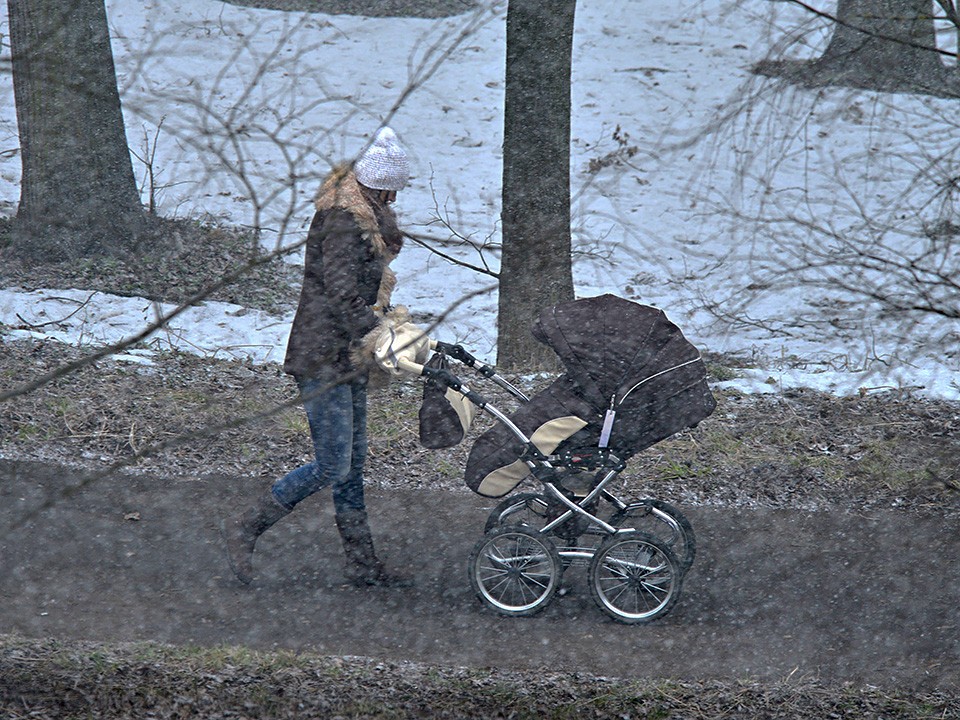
[465,295,716,497]
[531,294,701,411]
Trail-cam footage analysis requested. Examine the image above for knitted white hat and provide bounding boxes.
[354,127,409,191]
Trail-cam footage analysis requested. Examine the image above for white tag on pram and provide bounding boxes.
[598,409,616,448]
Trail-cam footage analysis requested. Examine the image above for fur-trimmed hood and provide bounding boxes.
[313,166,399,309]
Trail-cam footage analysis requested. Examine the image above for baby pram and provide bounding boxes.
[382,294,716,623]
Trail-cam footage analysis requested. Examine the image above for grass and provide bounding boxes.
[853,437,931,490]
[705,360,741,382]
[367,389,418,449]
[1,635,957,720]
[620,388,960,511]
[655,458,705,481]
[1,338,959,512]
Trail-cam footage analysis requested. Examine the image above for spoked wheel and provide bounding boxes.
[484,493,551,534]
[469,526,561,617]
[609,499,696,574]
[588,531,681,624]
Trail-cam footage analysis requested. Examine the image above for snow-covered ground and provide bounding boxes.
[1,0,958,400]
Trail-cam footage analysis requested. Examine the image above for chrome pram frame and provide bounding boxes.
[403,339,696,624]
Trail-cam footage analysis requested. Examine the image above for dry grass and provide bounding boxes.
[1,635,957,720]
[628,388,960,514]
[1,336,959,519]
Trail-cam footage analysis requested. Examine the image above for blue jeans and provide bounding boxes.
[271,376,368,515]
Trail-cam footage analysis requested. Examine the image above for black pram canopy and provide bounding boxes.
[465,294,716,497]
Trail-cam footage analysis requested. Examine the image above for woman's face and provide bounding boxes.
[378,189,397,204]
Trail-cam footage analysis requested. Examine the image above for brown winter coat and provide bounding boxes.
[283,167,401,380]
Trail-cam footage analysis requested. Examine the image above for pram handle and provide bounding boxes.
[433,341,530,403]
[434,341,497,379]
[398,355,495,412]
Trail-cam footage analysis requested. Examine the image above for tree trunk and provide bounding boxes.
[9,0,147,261]
[756,0,957,96]
[497,0,576,371]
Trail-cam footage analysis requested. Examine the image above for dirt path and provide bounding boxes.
[1,458,958,690]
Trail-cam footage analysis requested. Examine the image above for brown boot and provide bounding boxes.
[334,508,412,588]
[222,492,290,584]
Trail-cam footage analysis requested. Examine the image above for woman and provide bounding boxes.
[224,127,410,587]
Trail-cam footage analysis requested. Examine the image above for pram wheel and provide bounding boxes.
[468,526,561,617]
[608,500,696,574]
[588,531,681,624]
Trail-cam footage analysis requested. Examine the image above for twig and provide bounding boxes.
[14,292,99,331]
[403,231,499,278]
